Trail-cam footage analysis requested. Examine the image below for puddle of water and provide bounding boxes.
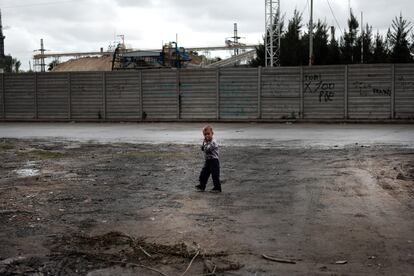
[14,168,40,178]
[13,161,41,178]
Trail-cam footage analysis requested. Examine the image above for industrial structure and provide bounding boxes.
[32,23,258,72]
[265,0,281,67]
[33,39,47,72]
[111,41,192,70]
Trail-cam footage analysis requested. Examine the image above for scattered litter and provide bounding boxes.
[262,254,297,264]
[150,217,155,221]
[368,256,376,260]
[335,260,348,265]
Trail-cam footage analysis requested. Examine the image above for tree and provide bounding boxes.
[355,24,374,63]
[312,20,330,65]
[410,33,414,57]
[280,9,304,66]
[0,55,12,72]
[389,14,413,63]
[249,43,265,67]
[48,59,60,71]
[372,31,389,63]
[12,58,21,73]
[340,11,359,64]
[327,26,341,65]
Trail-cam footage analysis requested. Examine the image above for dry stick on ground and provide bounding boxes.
[262,254,297,264]
[138,245,152,258]
[180,250,200,276]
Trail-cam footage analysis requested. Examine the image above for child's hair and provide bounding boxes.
[203,125,214,133]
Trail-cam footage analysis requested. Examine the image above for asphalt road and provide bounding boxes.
[0,122,413,148]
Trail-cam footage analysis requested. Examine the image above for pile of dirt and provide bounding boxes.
[52,56,113,72]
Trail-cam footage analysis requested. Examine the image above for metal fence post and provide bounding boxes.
[344,65,348,119]
[67,72,72,120]
[34,73,38,120]
[300,66,304,119]
[2,73,5,119]
[139,70,143,121]
[391,64,395,119]
[216,68,220,120]
[102,72,107,120]
[257,66,262,119]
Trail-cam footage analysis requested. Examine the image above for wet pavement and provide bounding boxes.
[0,122,413,148]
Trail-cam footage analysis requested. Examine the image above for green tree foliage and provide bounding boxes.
[355,24,374,63]
[372,32,389,63]
[388,14,413,63]
[12,58,21,73]
[280,9,305,66]
[340,11,359,64]
[251,10,414,66]
[48,59,60,71]
[313,20,330,65]
[327,26,340,64]
[0,55,22,73]
[249,43,266,67]
[0,55,12,72]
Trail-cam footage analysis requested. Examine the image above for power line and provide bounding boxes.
[326,0,344,36]
[1,0,84,9]
[300,0,310,18]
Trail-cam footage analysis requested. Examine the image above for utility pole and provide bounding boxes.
[40,39,45,72]
[361,11,364,64]
[309,0,314,66]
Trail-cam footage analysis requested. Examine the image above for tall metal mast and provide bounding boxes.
[0,9,6,57]
[265,0,281,67]
[309,0,314,66]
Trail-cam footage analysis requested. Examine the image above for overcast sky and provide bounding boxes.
[1,0,412,70]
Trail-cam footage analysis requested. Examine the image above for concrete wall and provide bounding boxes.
[0,64,413,122]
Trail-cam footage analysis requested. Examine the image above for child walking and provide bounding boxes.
[195,125,222,193]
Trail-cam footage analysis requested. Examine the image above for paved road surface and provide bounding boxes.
[0,122,413,148]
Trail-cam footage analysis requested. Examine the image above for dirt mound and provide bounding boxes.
[52,56,113,72]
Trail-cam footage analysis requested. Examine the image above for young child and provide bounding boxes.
[195,125,222,193]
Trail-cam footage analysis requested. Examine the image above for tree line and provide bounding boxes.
[0,55,21,73]
[250,10,414,66]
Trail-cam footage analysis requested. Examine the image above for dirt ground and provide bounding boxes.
[0,138,413,275]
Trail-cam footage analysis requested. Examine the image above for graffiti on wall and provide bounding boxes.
[353,81,391,97]
[397,76,414,92]
[303,74,336,103]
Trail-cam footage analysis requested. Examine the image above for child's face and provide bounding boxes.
[203,129,213,141]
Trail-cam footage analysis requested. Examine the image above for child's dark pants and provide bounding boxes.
[199,159,221,190]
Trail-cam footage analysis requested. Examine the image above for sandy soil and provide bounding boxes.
[0,138,413,275]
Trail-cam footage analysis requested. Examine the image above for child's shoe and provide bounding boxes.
[210,188,222,193]
[195,185,205,192]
